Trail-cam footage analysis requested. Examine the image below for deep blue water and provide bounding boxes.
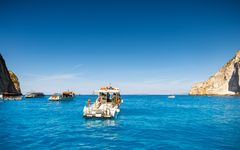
[0,95,240,150]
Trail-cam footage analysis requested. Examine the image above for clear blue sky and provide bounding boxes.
[0,0,239,94]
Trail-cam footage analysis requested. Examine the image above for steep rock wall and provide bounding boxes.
[189,50,240,96]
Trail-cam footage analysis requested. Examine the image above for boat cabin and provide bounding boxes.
[96,86,121,106]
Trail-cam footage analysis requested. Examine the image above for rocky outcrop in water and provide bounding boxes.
[189,50,240,96]
[0,54,21,95]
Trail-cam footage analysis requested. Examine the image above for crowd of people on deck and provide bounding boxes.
[86,92,121,108]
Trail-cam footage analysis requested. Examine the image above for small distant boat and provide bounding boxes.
[49,91,75,101]
[48,93,61,101]
[0,92,22,100]
[168,95,175,99]
[83,86,123,118]
[25,92,45,98]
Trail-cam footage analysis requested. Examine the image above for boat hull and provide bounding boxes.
[83,105,120,119]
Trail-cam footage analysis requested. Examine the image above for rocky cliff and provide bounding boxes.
[0,54,21,94]
[189,50,240,96]
[8,70,21,93]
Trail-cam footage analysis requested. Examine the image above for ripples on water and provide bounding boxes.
[0,95,240,149]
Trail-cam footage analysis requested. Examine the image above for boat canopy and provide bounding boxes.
[63,91,75,95]
[95,86,120,94]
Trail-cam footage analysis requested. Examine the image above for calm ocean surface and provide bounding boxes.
[0,95,240,150]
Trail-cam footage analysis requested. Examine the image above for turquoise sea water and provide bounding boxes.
[0,95,240,150]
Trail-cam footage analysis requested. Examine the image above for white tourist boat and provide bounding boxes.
[168,95,176,99]
[49,91,75,101]
[0,92,22,100]
[83,86,123,118]
[25,92,45,98]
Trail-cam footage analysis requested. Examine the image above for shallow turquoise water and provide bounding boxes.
[0,95,240,149]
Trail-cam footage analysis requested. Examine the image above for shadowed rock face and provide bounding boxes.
[228,63,240,93]
[189,50,240,96]
[0,54,21,94]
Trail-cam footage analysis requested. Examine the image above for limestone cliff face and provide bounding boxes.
[0,54,21,94]
[189,50,240,96]
[8,70,21,93]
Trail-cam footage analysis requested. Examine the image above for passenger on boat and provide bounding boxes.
[96,97,102,108]
[111,93,117,105]
[107,93,110,102]
[117,99,121,106]
[87,99,91,107]
[111,93,121,106]
[100,93,107,103]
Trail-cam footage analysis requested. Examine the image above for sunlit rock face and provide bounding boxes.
[189,50,240,96]
[8,70,21,94]
[0,54,21,94]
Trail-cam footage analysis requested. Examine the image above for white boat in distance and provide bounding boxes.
[168,95,176,99]
[25,92,44,98]
[83,86,123,118]
[49,91,75,101]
